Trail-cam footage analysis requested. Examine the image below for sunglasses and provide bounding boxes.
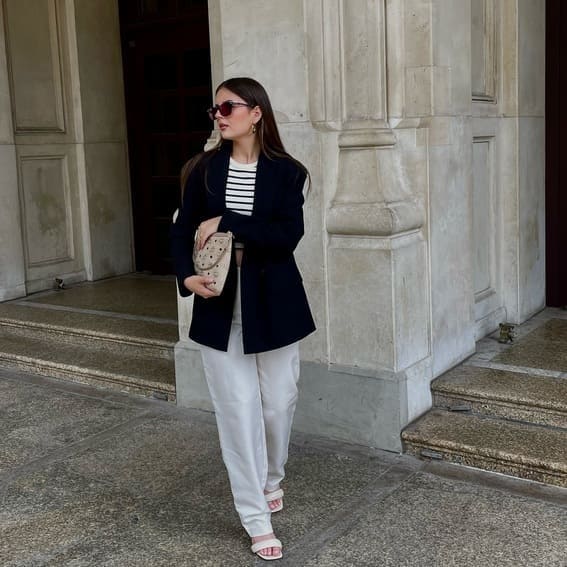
[207,100,253,121]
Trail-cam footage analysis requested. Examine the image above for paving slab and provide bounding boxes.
[0,378,141,474]
[1,369,566,567]
[301,472,567,567]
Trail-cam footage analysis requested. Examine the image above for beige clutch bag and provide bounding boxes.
[192,231,233,296]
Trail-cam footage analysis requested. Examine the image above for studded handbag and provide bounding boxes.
[192,231,233,296]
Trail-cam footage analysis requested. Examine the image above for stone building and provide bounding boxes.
[0,0,562,452]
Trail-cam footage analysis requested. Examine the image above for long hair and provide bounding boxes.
[180,77,310,195]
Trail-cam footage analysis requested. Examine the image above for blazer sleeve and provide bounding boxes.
[217,166,307,254]
[170,166,205,297]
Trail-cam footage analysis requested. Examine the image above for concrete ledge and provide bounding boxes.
[432,365,567,428]
[0,284,26,302]
[293,361,405,452]
[402,409,567,487]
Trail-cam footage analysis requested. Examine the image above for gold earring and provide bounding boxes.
[252,124,257,134]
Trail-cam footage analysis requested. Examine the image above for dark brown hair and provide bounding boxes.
[180,77,310,195]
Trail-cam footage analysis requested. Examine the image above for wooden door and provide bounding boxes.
[546,0,567,307]
[118,0,212,274]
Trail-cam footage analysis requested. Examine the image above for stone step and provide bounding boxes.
[402,409,567,487]
[0,331,175,401]
[0,303,177,360]
[432,365,567,429]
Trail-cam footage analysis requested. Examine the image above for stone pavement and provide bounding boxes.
[1,368,566,567]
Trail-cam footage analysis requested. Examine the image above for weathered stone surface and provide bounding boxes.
[0,302,177,342]
[432,365,567,428]
[2,369,566,567]
[302,472,567,567]
[403,409,567,487]
[0,331,175,399]
[0,0,550,456]
[0,277,178,400]
[22,276,178,321]
[0,377,140,473]
[493,319,567,373]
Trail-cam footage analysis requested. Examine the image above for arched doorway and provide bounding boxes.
[118,0,213,274]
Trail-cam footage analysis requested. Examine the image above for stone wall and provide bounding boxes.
[0,0,133,300]
[0,0,546,452]
[175,0,546,451]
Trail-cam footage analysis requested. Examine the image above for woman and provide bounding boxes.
[171,77,316,561]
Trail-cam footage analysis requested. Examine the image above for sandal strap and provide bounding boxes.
[251,538,282,554]
[264,489,284,502]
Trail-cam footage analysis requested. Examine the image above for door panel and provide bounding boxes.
[546,0,567,306]
[4,0,86,292]
[119,0,212,274]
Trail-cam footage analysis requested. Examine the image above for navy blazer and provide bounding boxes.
[170,144,316,354]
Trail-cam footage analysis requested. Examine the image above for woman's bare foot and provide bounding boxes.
[264,487,283,512]
[251,532,282,559]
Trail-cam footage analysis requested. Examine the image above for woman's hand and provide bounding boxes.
[196,216,222,250]
[183,275,217,298]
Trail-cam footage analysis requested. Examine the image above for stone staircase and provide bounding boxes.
[0,280,178,401]
[403,318,567,488]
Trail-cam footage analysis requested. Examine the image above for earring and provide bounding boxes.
[252,124,257,134]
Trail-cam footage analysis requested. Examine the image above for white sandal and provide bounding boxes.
[251,538,283,561]
[265,488,284,513]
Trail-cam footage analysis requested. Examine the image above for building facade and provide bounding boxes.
[0,0,553,451]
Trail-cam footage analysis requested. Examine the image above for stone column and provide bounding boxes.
[300,0,432,451]
[71,0,133,279]
[515,0,545,320]
[0,3,26,301]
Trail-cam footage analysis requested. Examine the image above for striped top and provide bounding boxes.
[225,157,257,216]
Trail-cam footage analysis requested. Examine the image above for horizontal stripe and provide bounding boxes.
[226,193,254,200]
[226,201,254,207]
[226,198,254,206]
[226,187,254,194]
[227,193,254,200]
[228,171,256,177]
[228,168,256,175]
[226,196,254,203]
[227,180,255,187]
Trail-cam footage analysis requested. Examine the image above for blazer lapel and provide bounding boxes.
[205,146,231,215]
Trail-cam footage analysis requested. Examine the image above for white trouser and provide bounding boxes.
[200,270,300,537]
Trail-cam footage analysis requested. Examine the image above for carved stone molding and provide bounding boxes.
[472,0,497,103]
[327,130,424,236]
[18,154,74,267]
[326,200,424,237]
[305,0,389,131]
[3,0,66,133]
[306,1,427,237]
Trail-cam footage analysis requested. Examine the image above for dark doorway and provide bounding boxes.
[546,0,567,306]
[118,0,213,274]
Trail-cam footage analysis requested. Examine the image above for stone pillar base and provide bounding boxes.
[174,341,432,452]
[295,357,432,453]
